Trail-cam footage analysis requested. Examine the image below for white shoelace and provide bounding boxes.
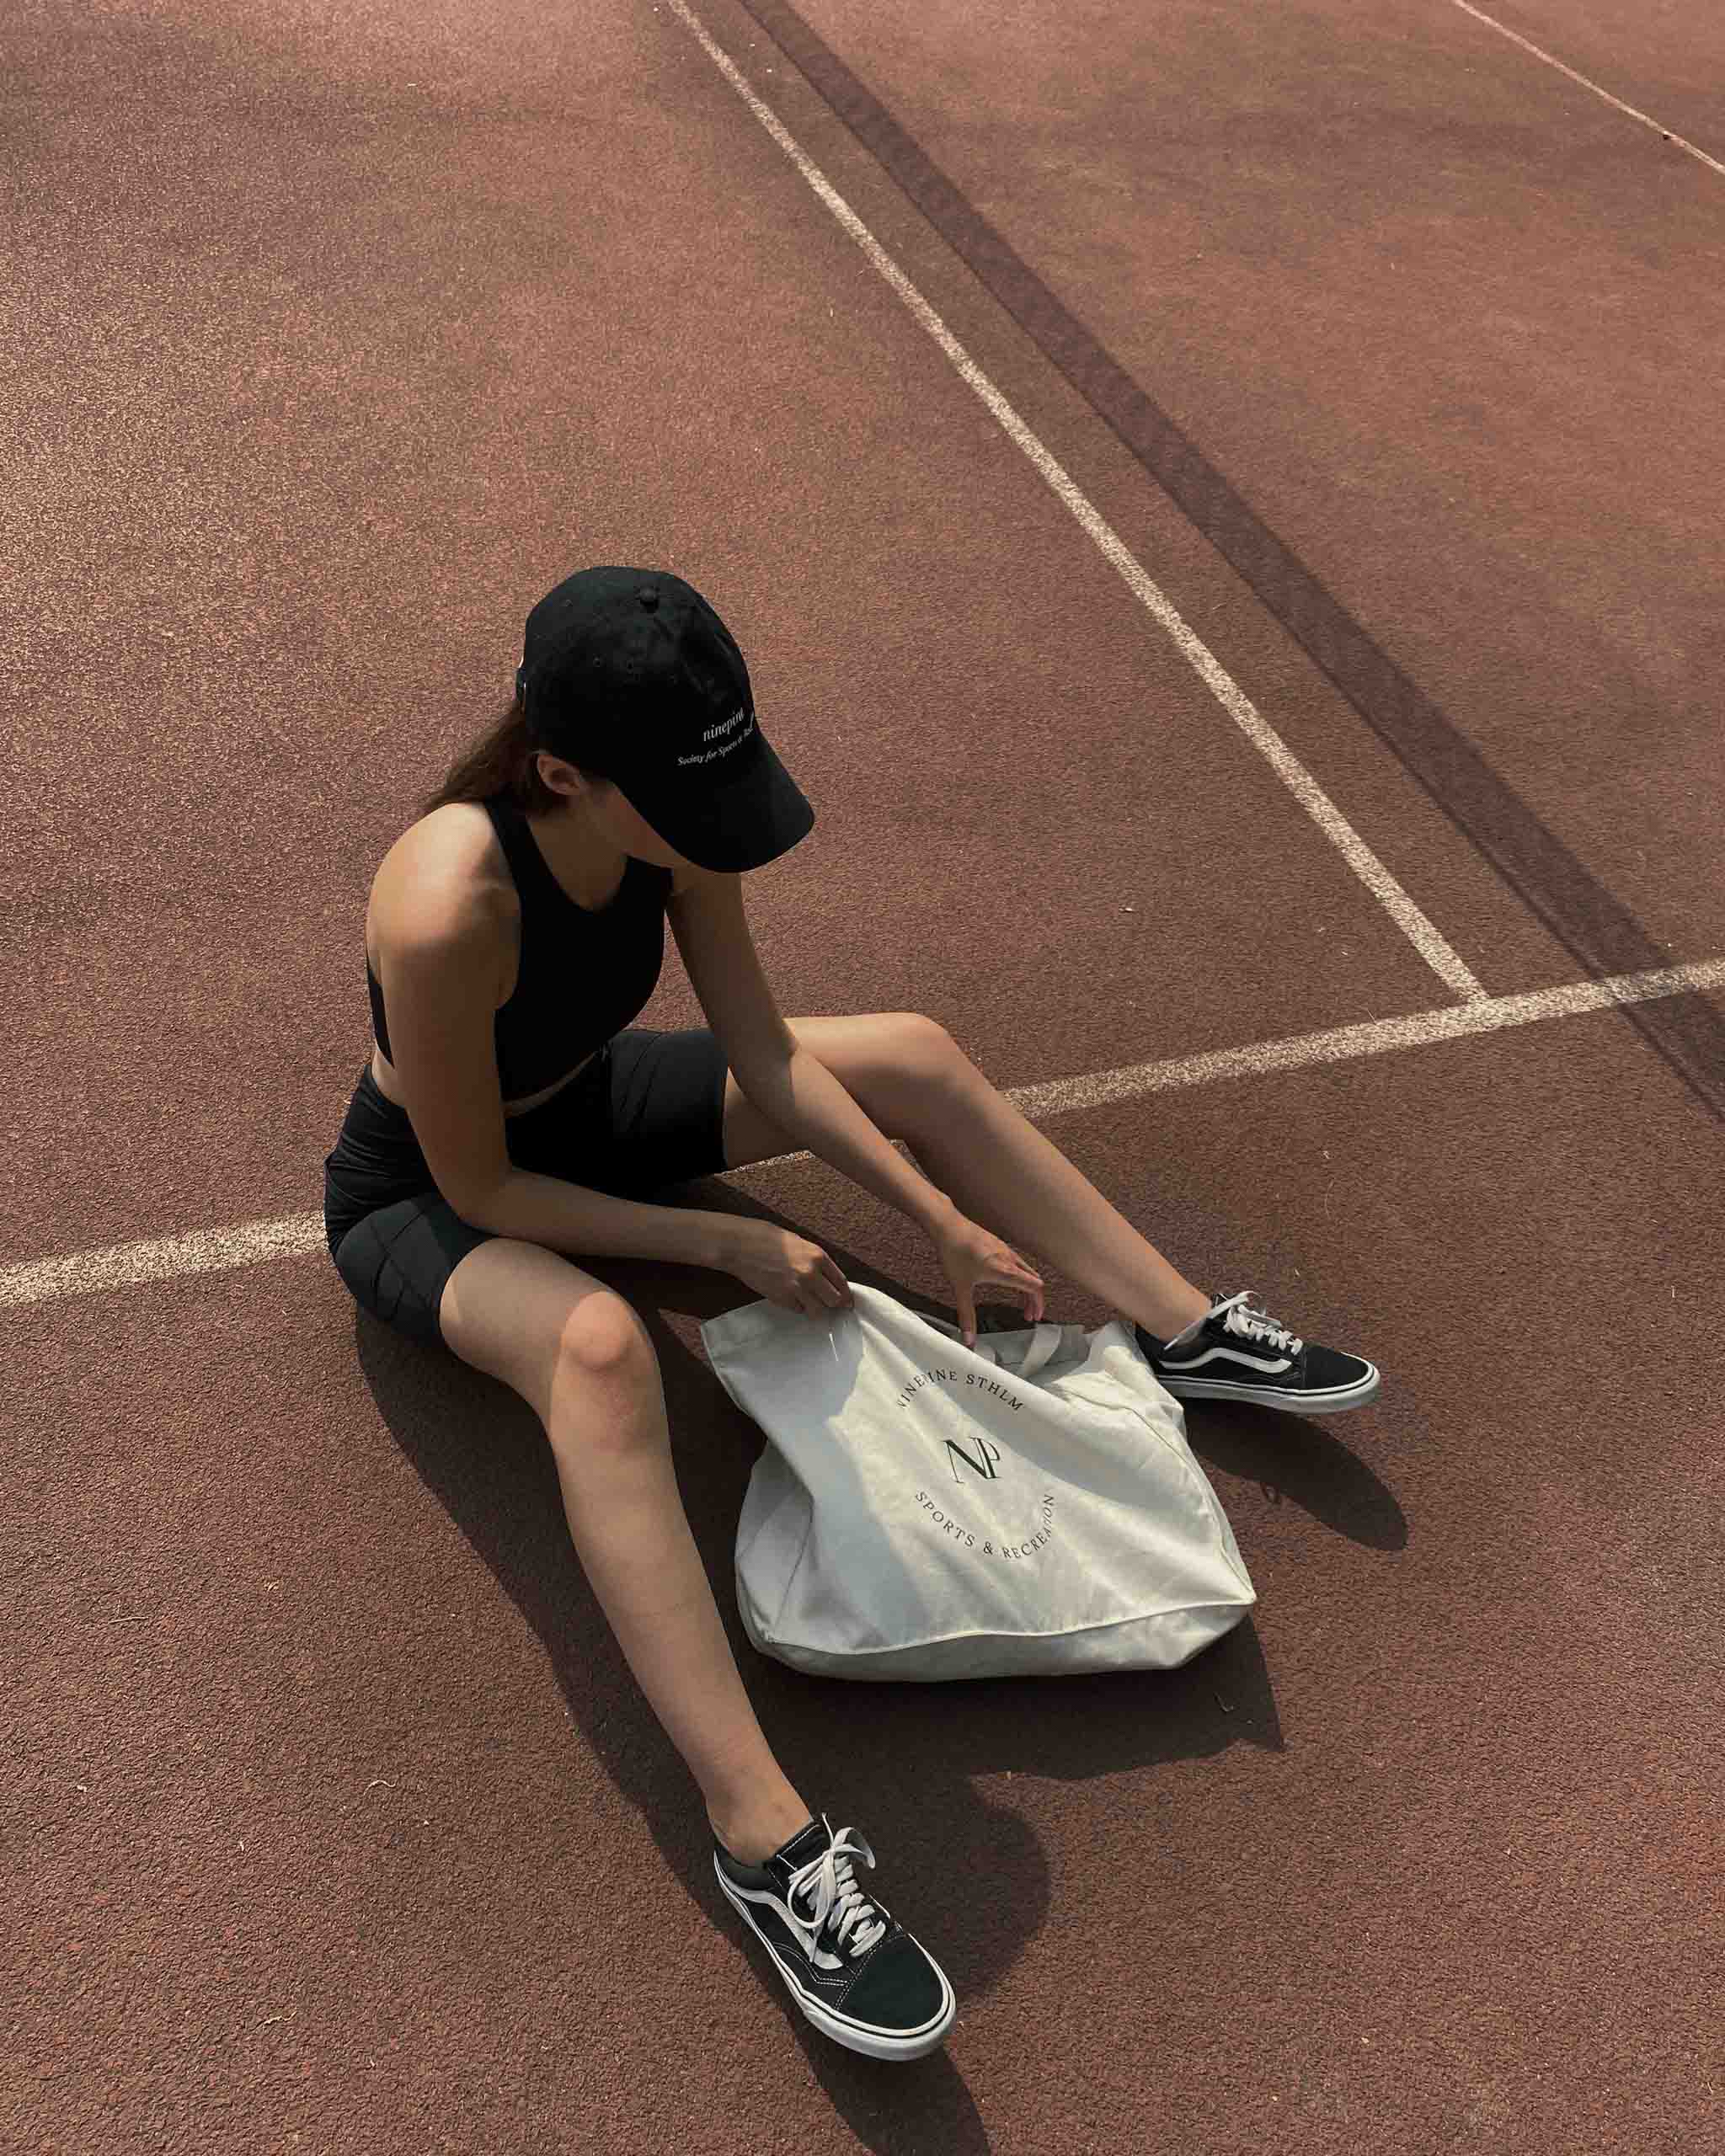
[788,1826,887,1956]
[1172,1289,1304,1357]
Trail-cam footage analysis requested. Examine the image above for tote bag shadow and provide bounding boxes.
[699,1281,1257,1682]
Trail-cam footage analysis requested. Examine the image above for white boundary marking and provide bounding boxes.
[668,0,1487,1005]
[5,958,1720,1312]
[1445,1,1725,180]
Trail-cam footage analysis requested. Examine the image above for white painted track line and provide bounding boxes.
[7,958,1721,1312]
[1445,1,1725,180]
[1007,957,1725,1118]
[669,0,1488,1006]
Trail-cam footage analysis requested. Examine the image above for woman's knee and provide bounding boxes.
[548,1294,668,1458]
[557,1290,656,1380]
[438,1237,654,1423]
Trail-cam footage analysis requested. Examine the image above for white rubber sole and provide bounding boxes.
[1156,1364,1381,1413]
[713,1854,957,2061]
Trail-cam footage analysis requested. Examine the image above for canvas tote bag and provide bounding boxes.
[699,1280,1257,1681]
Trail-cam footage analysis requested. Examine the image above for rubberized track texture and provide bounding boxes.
[8,3,1721,2153]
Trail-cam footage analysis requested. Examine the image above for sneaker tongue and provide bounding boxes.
[774,1818,830,1869]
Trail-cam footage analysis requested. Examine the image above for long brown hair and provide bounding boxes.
[414,690,603,823]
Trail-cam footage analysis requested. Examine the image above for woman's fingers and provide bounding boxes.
[793,1260,848,1316]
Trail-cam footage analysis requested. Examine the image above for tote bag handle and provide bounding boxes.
[923,1311,1080,1380]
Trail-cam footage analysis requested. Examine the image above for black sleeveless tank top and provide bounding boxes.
[366,789,676,1099]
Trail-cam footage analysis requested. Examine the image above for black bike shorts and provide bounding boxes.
[322,1028,732,1352]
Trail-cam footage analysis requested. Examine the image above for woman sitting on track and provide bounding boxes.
[322,564,1380,2063]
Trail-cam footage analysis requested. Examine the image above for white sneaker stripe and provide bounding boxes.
[1164,1343,1294,1375]
[730,1881,845,1969]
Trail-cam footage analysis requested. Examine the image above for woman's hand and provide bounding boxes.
[931,1214,1044,1349]
[724,1219,855,1322]
[719,1214,1044,1349]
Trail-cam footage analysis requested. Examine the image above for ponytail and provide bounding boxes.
[415,690,598,821]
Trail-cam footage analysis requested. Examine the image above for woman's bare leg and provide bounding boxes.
[543,1311,815,1862]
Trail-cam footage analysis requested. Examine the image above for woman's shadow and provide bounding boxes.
[344,1172,1409,2126]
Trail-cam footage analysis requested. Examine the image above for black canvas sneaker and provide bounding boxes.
[712,1812,956,2061]
[1135,1289,1380,1412]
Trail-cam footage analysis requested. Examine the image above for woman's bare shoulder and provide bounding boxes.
[368,802,512,954]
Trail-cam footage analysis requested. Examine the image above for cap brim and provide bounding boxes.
[619,728,814,873]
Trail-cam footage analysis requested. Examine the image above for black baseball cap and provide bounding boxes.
[515,566,815,873]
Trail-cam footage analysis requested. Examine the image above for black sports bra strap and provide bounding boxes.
[483,791,558,907]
